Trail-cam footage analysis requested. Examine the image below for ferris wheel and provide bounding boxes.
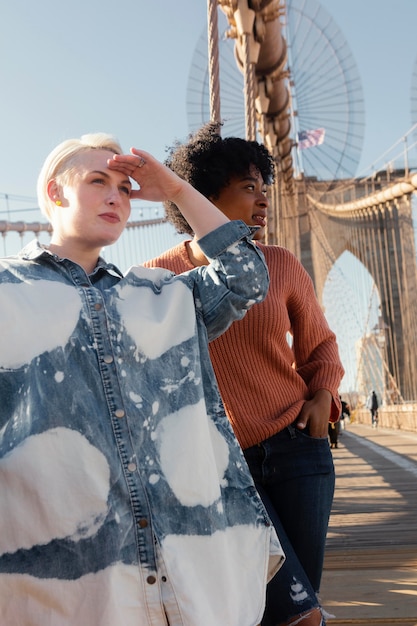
[286,0,364,181]
[186,0,365,182]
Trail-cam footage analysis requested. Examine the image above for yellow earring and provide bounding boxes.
[55,199,62,206]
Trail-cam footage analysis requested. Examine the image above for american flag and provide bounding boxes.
[297,128,325,150]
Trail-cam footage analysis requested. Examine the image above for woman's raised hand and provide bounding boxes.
[108,146,229,239]
[108,147,185,204]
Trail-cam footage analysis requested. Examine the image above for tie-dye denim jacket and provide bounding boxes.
[0,220,283,626]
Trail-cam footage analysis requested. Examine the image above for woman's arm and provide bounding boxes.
[109,148,269,341]
[285,256,344,430]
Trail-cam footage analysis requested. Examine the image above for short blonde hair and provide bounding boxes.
[37,132,123,220]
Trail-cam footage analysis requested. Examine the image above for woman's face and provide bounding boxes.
[51,149,132,250]
[211,165,269,240]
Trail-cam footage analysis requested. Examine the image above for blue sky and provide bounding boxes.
[1,0,417,202]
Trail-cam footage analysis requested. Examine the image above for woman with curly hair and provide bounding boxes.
[145,122,344,626]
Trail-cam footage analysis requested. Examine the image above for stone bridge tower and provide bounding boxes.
[277,173,417,402]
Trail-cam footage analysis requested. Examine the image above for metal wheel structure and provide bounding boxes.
[187,0,365,184]
[286,0,365,182]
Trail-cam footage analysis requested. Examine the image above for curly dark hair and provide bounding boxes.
[164,121,275,235]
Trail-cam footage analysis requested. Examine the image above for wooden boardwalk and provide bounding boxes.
[321,423,417,625]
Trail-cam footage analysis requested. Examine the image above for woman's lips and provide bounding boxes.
[100,213,120,223]
[253,214,266,228]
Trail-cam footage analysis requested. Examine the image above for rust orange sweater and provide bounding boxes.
[144,241,344,449]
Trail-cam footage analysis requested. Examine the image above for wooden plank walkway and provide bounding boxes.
[320,423,417,625]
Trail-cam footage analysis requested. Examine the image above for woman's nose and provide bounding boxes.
[257,192,268,206]
[107,188,122,205]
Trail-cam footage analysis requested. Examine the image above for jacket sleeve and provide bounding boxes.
[191,220,269,342]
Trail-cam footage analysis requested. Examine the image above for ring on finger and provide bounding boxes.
[137,157,146,168]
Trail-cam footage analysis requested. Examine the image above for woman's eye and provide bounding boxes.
[120,186,131,196]
[92,178,105,185]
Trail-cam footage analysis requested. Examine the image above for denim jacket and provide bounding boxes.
[0,221,283,626]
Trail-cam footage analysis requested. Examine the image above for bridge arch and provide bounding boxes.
[322,251,382,396]
[281,173,417,402]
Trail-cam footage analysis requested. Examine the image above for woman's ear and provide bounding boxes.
[47,179,62,205]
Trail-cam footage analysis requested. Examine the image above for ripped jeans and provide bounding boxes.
[244,424,335,625]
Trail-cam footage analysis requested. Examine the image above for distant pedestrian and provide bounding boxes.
[366,390,379,427]
[328,395,346,448]
[328,421,340,448]
[340,398,351,430]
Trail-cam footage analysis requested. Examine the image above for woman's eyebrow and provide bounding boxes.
[90,170,132,187]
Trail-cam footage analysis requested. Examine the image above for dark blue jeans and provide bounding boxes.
[244,424,335,625]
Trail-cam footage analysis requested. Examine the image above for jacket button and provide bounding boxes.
[146,576,156,585]
[114,409,125,418]
[127,462,137,472]
[103,355,113,364]
[138,518,148,528]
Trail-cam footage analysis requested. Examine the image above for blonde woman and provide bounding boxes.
[0,133,283,626]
